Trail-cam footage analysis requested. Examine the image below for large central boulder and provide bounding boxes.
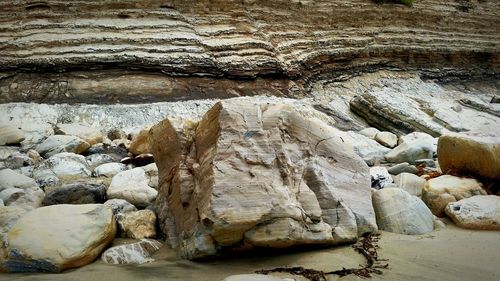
[149,101,377,259]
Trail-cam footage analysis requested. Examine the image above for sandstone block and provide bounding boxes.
[149,101,377,259]
[117,210,157,239]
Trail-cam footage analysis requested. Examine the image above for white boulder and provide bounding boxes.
[107,168,158,208]
[101,239,162,265]
[445,195,500,230]
[93,162,127,178]
[385,132,437,164]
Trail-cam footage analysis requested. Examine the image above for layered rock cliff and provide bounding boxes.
[0,0,498,103]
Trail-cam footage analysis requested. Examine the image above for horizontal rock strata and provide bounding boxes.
[0,0,498,103]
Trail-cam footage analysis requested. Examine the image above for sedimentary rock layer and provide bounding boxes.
[0,0,498,102]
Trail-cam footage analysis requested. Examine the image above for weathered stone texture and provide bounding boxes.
[150,101,377,259]
[0,0,498,103]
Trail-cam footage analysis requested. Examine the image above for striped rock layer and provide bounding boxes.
[0,0,498,103]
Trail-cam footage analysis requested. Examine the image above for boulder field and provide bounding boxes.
[0,0,498,277]
[0,97,498,273]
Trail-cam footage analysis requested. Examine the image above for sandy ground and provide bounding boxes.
[2,221,499,281]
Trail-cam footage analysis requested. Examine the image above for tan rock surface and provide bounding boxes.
[393,172,426,197]
[374,132,398,148]
[150,100,377,259]
[2,204,115,272]
[117,210,157,239]
[107,168,158,208]
[0,206,30,271]
[0,169,44,208]
[385,132,437,164]
[0,1,498,103]
[422,175,487,217]
[36,135,90,158]
[129,127,152,155]
[438,133,500,181]
[0,125,25,145]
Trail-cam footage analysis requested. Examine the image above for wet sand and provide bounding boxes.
[3,221,500,281]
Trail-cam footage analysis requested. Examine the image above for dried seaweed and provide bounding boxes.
[256,233,388,280]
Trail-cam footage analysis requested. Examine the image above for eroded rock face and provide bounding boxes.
[359,128,380,139]
[388,162,418,175]
[445,195,500,230]
[0,169,39,191]
[150,101,377,259]
[85,153,118,169]
[349,75,500,138]
[141,163,159,189]
[438,133,500,181]
[129,128,152,156]
[0,1,498,103]
[93,162,127,178]
[0,188,43,209]
[337,131,390,164]
[393,173,425,197]
[32,152,92,188]
[0,206,30,266]
[103,199,138,217]
[370,166,393,189]
[1,204,115,273]
[374,132,397,148]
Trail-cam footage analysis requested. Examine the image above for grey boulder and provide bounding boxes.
[373,188,434,235]
[36,135,90,158]
[43,182,106,205]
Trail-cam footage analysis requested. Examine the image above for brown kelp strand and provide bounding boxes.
[256,233,389,280]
